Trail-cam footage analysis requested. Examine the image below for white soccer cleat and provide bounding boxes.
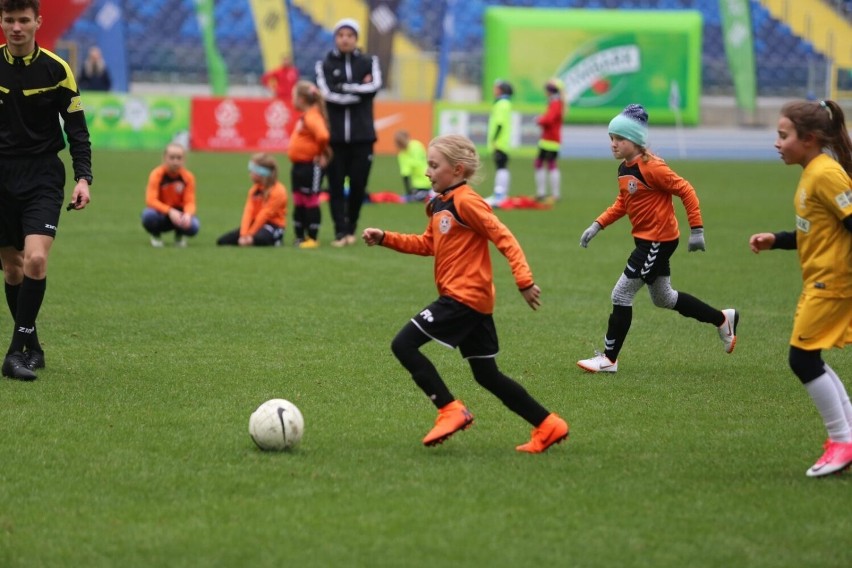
[718,308,739,354]
[577,351,618,373]
[150,236,164,248]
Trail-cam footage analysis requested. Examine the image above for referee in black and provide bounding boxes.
[0,0,92,380]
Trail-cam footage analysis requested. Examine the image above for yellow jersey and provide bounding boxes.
[795,153,852,298]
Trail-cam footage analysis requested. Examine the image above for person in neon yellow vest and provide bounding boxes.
[394,130,432,203]
[485,80,513,207]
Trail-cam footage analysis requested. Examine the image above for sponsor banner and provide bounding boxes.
[194,0,229,95]
[719,0,756,113]
[40,0,91,51]
[83,92,190,150]
[483,8,702,125]
[250,0,293,71]
[373,100,433,155]
[190,97,295,152]
[434,102,543,156]
[93,0,130,92]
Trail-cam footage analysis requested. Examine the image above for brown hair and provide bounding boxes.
[0,0,39,14]
[293,80,329,126]
[781,99,852,176]
[394,130,410,150]
[250,152,278,186]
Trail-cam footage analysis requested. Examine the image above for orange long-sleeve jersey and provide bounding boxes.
[287,106,330,163]
[145,165,196,215]
[381,183,534,314]
[240,181,288,237]
[596,154,703,241]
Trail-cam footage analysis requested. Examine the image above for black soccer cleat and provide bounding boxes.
[25,350,45,371]
[3,351,37,381]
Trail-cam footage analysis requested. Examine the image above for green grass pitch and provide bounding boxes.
[1,148,850,567]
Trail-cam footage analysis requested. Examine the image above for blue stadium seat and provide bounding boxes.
[59,0,826,96]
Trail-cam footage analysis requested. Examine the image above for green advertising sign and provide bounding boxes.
[483,8,702,125]
[719,0,756,113]
[82,93,191,150]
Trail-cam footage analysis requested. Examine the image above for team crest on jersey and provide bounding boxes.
[627,179,638,194]
[438,214,452,234]
[836,189,852,209]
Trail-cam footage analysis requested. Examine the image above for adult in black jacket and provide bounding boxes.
[315,18,382,247]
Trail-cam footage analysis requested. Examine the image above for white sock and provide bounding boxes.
[494,168,510,200]
[824,363,852,429]
[805,373,852,442]
[549,168,561,199]
[534,168,546,198]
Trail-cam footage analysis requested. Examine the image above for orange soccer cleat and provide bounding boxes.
[422,400,474,447]
[516,413,569,453]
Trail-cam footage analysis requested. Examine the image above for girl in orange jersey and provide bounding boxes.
[288,80,331,249]
[749,99,852,477]
[141,143,200,248]
[216,153,288,247]
[577,104,738,373]
[362,134,569,453]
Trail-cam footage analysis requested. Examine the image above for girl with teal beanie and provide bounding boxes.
[576,104,739,374]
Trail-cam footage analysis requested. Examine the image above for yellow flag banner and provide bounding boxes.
[249,0,293,72]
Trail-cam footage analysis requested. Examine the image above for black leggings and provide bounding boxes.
[390,322,549,425]
[789,346,825,384]
[326,141,374,239]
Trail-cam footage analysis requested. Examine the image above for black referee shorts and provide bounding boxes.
[410,295,500,359]
[0,154,65,249]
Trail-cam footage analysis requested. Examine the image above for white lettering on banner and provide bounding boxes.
[211,99,244,147]
[564,45,641,102]
[259,100,290,147]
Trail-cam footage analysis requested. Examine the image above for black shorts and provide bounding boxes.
[410,295,499,359]
[623,238,679,284]
[493,150,509,170]
[536,149,558,162]
[0,154,65,249]
[290,161,323,195]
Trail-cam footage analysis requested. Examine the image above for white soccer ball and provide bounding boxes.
[249,399,304,451]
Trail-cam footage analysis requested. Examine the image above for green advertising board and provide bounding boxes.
[82,93,191,150]
[483,8,702,125]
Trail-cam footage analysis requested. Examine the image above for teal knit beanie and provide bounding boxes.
[608,104,649,147]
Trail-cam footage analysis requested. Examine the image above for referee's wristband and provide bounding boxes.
[75,175,93,185]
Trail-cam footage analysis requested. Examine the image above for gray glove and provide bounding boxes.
[688,227,705,252]
[580,222,602,248]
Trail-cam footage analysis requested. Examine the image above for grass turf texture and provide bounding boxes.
[1,149,850,567]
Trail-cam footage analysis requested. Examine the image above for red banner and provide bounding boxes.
[39,0,92,51]
[190,97,295,152]
[190,97,435,154]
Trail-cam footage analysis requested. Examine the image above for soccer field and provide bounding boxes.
[1,149,849,567]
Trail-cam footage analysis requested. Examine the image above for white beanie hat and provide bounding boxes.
[333,18,360,37]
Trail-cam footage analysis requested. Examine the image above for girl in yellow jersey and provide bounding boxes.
[577,104,738,374]
[749,99,852,477]
[362,134,568,453]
